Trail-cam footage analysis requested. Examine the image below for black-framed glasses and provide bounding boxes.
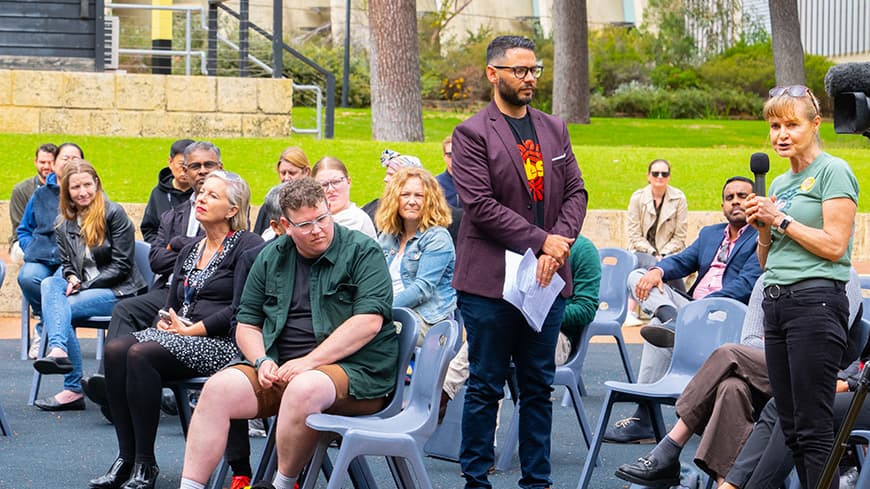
[717,241,730,263]
[318,176,347,190]
[490,65,544,80]
[287,211,332,235]
[769,85,820,114]
[650,171,670,178]
[186,161,220,171]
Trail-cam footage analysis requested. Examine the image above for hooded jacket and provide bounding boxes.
[140,167,193,244]
[17,173,61,266]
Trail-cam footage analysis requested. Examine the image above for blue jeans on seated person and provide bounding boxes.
[18,261,59,324]
[41,275,119,392]
[458,292,564,489]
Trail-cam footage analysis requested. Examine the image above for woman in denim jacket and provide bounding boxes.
[375,167,456,342]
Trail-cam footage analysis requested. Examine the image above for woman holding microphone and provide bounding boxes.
[745,85,858,489]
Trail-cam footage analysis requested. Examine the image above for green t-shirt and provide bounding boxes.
[765,151,858,286]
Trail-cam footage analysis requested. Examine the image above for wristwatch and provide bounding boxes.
[774,215,793,234]
[254,355,271,369]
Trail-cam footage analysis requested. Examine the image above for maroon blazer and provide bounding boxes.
[451,101,588,298]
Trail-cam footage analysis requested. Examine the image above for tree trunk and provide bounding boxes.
[768,0,805,86]
[368,0,424,142]
[552,0,590,124]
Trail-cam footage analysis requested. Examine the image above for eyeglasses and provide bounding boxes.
[650,171,670,178]
[717,241,730,263]
[490,65,544,80]
[318,177,347,190]
[186,161,220,171]
[287,211,332,235]
[769,85,820,114]
[444,152,452,157]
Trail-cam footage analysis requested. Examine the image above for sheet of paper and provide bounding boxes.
[503,249,566,332]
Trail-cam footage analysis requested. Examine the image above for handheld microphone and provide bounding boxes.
[750,152,769,197]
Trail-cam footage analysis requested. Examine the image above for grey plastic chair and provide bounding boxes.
[28,241,153,404]
[573,248,638,395]
[575,297,746,489]
[253,307,422,487]
[0,260,11,435]
[302,319,460,489]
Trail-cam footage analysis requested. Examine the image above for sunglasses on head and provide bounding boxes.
[650,171,670,178]
[769,85,820,114]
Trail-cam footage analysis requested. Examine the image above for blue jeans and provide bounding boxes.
[18,261,59,320]
[41,275,119,392]
[458,292,564,489]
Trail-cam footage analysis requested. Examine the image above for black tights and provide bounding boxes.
[104,335,252,476]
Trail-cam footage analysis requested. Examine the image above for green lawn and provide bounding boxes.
[3,109,869,211]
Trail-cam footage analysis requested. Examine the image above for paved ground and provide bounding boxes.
[0,319,702,489]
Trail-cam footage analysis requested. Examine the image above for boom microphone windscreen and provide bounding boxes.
[824,63,870,97]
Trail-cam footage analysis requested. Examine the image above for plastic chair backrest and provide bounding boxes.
[135,240,155,289]
[595,248,637,324]
[668,297,746,376]
[378,307,421,417]
[404,319,459,438]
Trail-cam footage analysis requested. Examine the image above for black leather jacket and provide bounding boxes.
[56,199,148,297]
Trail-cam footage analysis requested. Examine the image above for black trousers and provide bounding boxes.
[727,393,870,489]
[762,285,849,489]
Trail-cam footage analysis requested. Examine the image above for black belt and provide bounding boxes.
[763,278,845,299]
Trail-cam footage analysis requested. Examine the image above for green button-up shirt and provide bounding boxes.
[236,225,397,399]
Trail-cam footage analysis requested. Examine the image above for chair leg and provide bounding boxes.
[387,456,414,489]
[614,335,636,383]
[405,451,435,489]
[0,400,11,436]
[566,383,593,449]
[348,458,377,489]
[27,327,49,405]
[325,440,362,489]
[254,418,278,483]
[576,389,617,489]
[300,435,332,489]
[20,299,30,361]
[207,458,229,489]
[494,402,520,472]
[172,385,194,437]
[96,329,105,361]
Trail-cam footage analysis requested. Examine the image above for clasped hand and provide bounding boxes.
[257,356,316,389]
[537,234,575,287]
[744,193,780,229]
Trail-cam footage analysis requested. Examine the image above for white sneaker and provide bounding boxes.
[624,311,644,327]
[28,334,41,360]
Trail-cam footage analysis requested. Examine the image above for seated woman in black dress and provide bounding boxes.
[89,171,263,489]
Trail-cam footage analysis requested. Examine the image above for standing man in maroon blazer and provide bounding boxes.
[451,35,588,489]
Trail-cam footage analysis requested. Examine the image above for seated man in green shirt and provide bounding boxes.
[178,178,398,489]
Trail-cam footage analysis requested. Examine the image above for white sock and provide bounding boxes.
[179,479,206,489]
[273,471,298,489]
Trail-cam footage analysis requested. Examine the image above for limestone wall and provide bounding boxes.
[0,70,294,138]
[1,202,869,315]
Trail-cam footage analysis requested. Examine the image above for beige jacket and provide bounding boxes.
[626,185,688,256]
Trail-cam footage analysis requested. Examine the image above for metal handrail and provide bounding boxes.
[104,3,205,75]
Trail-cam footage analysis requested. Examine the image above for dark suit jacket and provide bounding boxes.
[149,199,204,288]
[451,101,588,298]
[659,223,761,304]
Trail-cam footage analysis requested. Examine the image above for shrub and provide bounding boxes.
[590,25,652,95]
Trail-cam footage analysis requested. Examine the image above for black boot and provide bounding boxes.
[120,462,159,489]
[88,458,133,489]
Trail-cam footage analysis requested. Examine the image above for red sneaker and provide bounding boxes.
[229,475,251,489]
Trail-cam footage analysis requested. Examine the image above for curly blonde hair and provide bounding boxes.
[375,167,451,236]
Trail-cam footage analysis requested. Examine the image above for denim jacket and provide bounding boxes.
[378,226,456,324]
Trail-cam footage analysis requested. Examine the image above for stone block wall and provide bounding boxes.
[1,203,869,315]
[0,70,294,138]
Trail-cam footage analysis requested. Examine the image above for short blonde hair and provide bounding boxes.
[375,167,452,236]
[204,171,251,231]
[763,87,821,123]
